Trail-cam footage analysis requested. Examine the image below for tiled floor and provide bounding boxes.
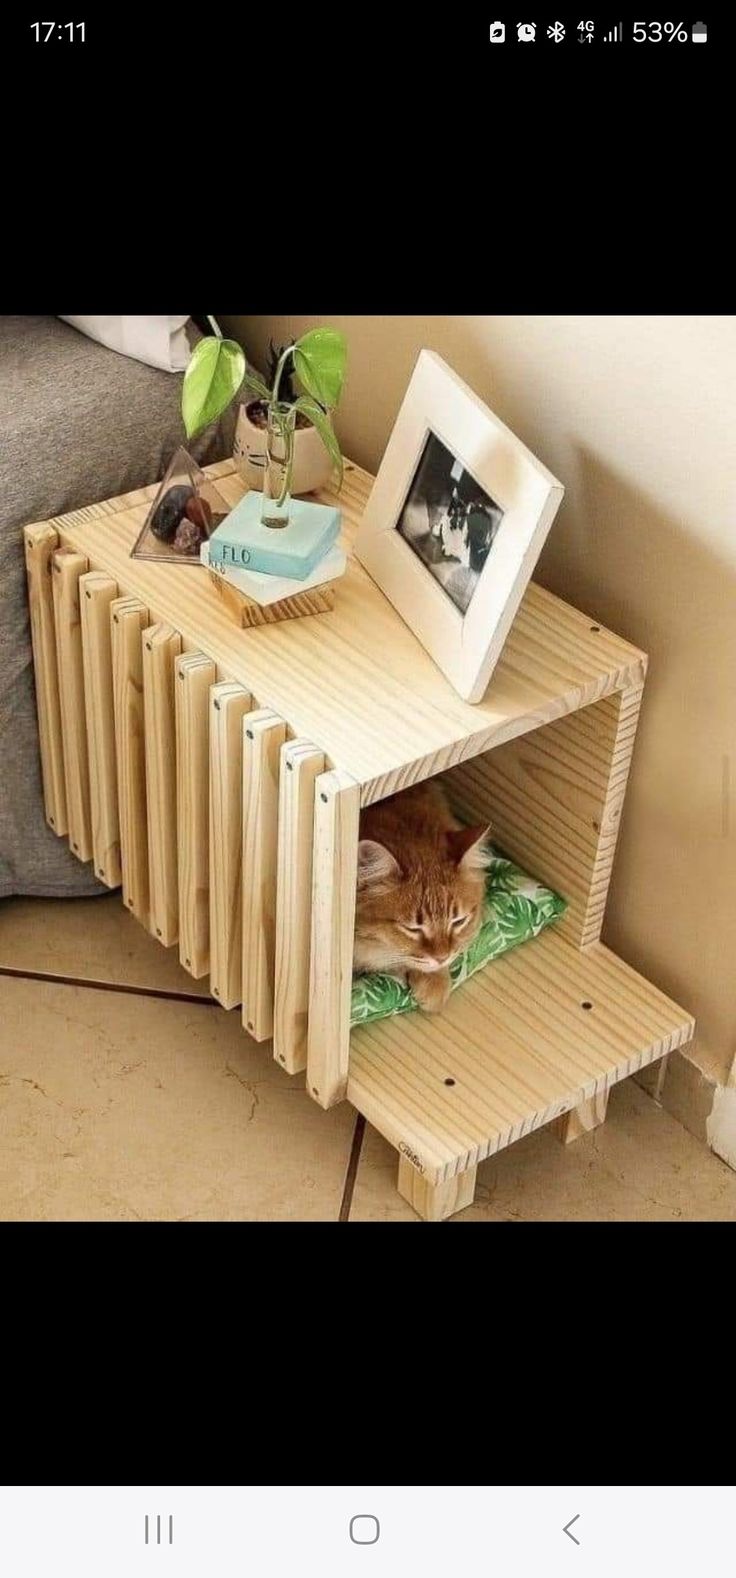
[2,895,735,1222]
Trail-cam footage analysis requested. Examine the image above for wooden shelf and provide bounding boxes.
[25,457,694,1221]
[43,460,647,806]
[348,928,694,1186]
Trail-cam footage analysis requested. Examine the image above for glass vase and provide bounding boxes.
[261,402,296,528]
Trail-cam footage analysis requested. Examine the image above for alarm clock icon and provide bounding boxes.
[517,22,537,41]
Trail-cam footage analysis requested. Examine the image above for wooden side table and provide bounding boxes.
[24,459,694,1220]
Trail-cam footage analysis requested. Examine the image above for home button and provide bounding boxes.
[350,1515,380,1545]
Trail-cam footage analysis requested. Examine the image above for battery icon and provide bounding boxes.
[692,20,707,41]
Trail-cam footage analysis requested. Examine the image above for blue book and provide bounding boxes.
[208,492,341,581]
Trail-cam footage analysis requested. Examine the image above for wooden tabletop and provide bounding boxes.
[42,459,647,804]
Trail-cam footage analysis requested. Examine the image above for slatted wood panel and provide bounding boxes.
[348,927,695,1186]
[175,653,217,978]
[80,572,122,888]
[111,598,150,927]
[48,461,647,802]
[273,741,325,1073]
[24,525,68,836]
[209,683,253,1009]
[241,711,287,1042]
[52,548,92,861]
[307,770,361,1109]
[441,686,644,950]
[142,624,182,946]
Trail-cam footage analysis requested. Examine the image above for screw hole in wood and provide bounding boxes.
[590,625,601,633]
[444,1077,456,1087]
[581,1000,593,1010]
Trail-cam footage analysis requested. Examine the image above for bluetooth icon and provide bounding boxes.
[547,20,565,40]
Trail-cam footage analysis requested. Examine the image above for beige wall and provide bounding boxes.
[221,315,736,1081]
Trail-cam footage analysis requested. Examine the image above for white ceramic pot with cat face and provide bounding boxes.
[233,401,334,496]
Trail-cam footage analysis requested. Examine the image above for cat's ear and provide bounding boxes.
[446,824,492,871]
[357,839,402,889]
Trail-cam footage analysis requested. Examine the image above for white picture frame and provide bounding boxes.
[354,350,564,703]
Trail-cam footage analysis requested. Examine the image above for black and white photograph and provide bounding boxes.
[396,432,504,614]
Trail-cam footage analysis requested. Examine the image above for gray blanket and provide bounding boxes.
[0,315,235,898]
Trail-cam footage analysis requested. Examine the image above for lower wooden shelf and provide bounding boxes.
[347,928,695,1188]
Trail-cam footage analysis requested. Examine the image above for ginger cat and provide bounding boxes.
[354,781,490,1013]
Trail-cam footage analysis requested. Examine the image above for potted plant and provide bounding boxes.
[182,319,347,523]
[235,339,340,496]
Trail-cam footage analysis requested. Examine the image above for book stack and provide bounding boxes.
[201,491,345,610]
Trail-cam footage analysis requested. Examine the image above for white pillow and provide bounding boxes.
[59,315,192,372]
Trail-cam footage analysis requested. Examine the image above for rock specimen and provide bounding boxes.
[173,517,206,555]
[184,494,213,532]
[150,484,195,542]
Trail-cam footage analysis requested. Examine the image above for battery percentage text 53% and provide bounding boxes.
[633,20,689,40]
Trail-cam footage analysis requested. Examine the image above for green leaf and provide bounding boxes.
[241,366,272,402]
[182,336,245,440]
[293,327,347,408]
[294,396,343,488]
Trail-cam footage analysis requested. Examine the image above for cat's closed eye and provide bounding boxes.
[451,914,470,928]
[399,923,423,935]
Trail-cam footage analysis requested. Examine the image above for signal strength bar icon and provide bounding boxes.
[603,21,622,40]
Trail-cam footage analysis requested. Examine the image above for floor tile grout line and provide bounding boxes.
[339,1113,366,1221]
[0,965,217,1006]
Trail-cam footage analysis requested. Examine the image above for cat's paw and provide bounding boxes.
[408,967,452,1013]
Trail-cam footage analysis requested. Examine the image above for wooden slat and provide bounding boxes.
[273,741,325,1073]
[49,461,647,802]
[241,710,287,1042]
[348,928,695,1185]
[80,572,121,888]
[51,548,92,861]
[111,598,150,927]
[209,682,252,1009]
[442,686,644,949]
[307,769,360,1108]
[175,653,216,978]
[23,524,68,835]
[142,623,182,946]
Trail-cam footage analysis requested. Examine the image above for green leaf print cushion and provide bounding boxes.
[350,850,567,1028]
